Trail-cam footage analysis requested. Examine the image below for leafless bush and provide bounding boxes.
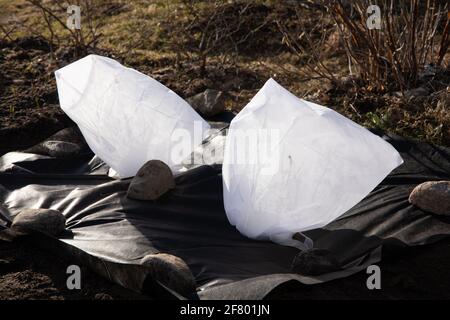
[277,0,449,93]
[276,2,338,82]
[25,0,102,57]
[0,24,18,42]
[179,0,273,74]
[326,0,449,92]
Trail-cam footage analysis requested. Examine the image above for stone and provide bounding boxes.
[12,208,66,237]
[405,87,429,98]
[409,181,450,216]
[186,89,226,118]
[41,140,81,158]
[127,160,175,201]
[94,293,114,300]
[141,253,196,296]
[0,258,13,265]
[395,87,429,98]
[47,127,87,146]
[24,127,87,157]
[291,249,340,276]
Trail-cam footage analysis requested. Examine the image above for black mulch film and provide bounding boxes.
[1,116,450,299]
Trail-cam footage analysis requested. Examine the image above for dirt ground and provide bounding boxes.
[0,238,150,300]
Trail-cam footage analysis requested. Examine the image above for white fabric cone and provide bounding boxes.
[222,78,403,248]
[55,54,210,178]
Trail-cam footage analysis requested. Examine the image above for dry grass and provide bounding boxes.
[0,0,449,146]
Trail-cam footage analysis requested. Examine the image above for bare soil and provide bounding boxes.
[0,238,148,300]
[0,37,71,155]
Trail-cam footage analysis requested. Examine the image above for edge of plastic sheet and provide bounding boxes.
[0,228,197,300]
[198,245,382,300]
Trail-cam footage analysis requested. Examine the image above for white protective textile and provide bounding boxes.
[55,55,210,178]
[222,78,404,248]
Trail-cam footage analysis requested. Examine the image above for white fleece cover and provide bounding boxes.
[55,54,210,178]
[222,78,404,248]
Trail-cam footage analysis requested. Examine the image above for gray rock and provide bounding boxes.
[94,293,114,300]
[406,87,429,97]
[187,89,226,118]
[141,253,196,296]
[0,258,13,265]
[291,249,340,276]
[127,160,175,201]
[12,208,66,237]
[24,127,87,156]
[395,87,429,98]
[41,140,81,158]
[409,181,450,216]
[46,127,86,145]
[419,64,439,79]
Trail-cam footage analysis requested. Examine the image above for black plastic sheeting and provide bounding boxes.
[1,122,450,299]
